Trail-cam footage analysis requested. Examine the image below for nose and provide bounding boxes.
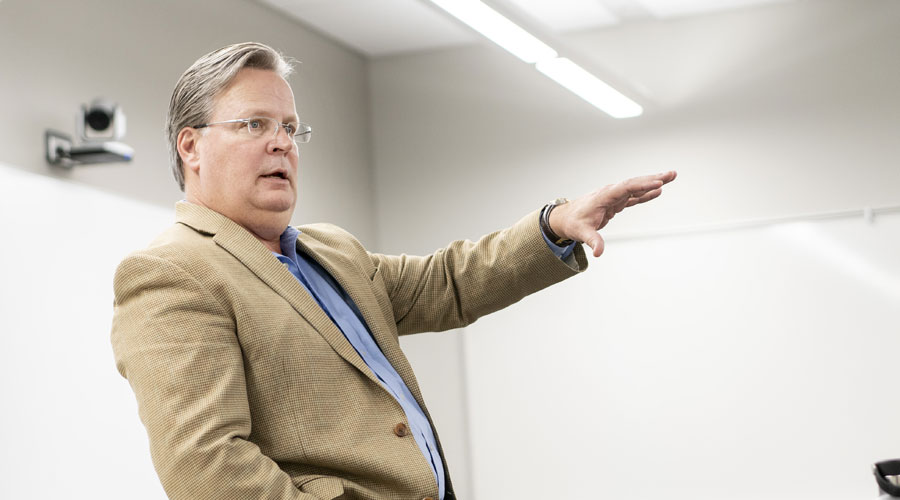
[268,124,295,155]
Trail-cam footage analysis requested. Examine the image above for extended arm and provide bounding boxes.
[370,171,676,334]
[371,208,588,336]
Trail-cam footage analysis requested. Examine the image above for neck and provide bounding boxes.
[240,221,287,254]
[182,197,287,254]
[255,233,283,254]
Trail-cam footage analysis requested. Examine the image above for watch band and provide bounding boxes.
[540,198,574,246]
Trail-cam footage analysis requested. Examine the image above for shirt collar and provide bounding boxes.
[277,225,302,260]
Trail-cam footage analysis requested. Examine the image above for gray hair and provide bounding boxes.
[166,42,294,191]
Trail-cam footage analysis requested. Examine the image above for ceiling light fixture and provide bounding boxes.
[427,0,557,63]
[426,0,642,118]
[536,57,643,118]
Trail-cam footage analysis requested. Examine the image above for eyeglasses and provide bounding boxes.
[194,117,312,143]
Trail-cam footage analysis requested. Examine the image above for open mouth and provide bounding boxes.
[262,172,288,180]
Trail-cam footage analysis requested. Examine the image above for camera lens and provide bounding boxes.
[86,109,112,131]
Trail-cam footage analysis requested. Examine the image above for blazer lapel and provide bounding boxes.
[174,203,383,388]
[296,232,426,403]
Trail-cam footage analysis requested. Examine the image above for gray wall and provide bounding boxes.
[370,0,900,252]
[0,0,376,245]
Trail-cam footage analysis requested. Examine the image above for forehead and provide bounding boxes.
[212,68,297,118]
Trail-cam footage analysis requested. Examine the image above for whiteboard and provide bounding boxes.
[0,164,171,499]
[463,209,900,500]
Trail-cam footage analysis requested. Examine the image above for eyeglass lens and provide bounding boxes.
[246,118,310,143]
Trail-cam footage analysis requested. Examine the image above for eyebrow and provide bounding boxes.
[239,110,299,123]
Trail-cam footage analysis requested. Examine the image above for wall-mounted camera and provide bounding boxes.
[78,98,127,142]
[46,97,135,168]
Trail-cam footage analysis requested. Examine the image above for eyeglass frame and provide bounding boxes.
[193,116,312,143]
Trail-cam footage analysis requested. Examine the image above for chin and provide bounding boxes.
[259,196,296,215]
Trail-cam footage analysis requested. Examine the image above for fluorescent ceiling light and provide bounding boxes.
[427,0,643,118]
[506,0,620,32]
[536,58,643,118]
[427,0,557,63]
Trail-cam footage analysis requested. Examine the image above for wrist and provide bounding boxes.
[541,198,573,245]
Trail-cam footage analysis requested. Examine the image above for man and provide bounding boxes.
[111,42,676,500]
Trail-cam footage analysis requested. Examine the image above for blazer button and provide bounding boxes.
[394,422,409,437]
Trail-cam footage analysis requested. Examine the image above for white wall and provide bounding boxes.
[0,163,172,499]
[372,1,900,498]
[464,210,900,499]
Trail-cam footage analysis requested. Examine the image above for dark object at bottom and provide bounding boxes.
[874,459,900,497]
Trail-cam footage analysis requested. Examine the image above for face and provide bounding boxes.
[179,68,300,240]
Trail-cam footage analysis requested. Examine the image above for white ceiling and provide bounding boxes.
[256,0,792,57]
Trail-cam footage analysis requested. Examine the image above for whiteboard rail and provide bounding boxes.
[606,204,900,242]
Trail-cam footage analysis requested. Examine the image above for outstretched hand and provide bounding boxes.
[549,171,677,257]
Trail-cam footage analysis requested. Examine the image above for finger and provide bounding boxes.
[608,177,664,202]
[584,232,605,257]
[661,170,677,184]
[640,170,677,185]
[624,171,677,195]
[605,181,651,203]
[625,187,662,207]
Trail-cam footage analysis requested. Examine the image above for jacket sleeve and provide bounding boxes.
[371,209,588,336]
[110,253,321,500]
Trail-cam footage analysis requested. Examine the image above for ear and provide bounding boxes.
[177,127,203,175]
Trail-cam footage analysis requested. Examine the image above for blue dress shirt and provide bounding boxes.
[274,224,574,499]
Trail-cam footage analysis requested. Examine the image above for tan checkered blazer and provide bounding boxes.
[111,202,586,500]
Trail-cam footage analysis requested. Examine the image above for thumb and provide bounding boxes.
[584,232,605,257]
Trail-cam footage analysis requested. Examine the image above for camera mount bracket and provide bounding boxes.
[45,129,134,168]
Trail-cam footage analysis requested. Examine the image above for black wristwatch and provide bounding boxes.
[540,198,574,246]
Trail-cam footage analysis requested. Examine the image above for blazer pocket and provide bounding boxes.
[297,475,346,499]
